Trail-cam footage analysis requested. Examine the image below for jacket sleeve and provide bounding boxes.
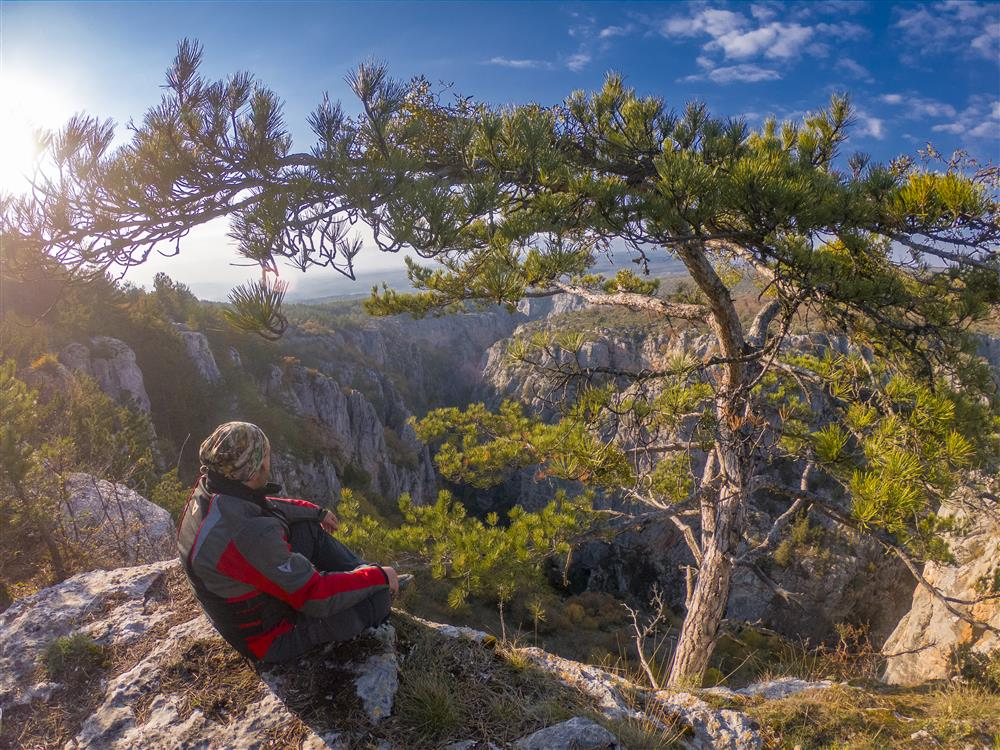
[266,496,329,523]
[216,518,388,618]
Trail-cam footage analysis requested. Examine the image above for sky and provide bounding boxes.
[2,0,999,300]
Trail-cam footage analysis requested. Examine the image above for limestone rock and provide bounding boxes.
[61,473,175,566]
[352,623,399,724]
[653,690,761,750]
[882,488,1000,686]
[173,325,222,384]
[422,615,765,750]
[261,363,435,503]
[704,677,837,701]
[513,716,619,750]
[0,560,176,709]
[60,336,152,413]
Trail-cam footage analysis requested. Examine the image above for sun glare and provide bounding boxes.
[0,70,72,195]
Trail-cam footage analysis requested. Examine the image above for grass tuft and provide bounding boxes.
[43,633,109,682]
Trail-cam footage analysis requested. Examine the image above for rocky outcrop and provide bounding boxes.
[0,560,178,708]
[60,473,176,567]
[0,558,736,750]
[480,322,912,642]
[0,559,400,748]
[882,487,1000,686]
[60,336,152,413]
[173,324,222,384]
[261,363,436,504]
[419,615,825,750]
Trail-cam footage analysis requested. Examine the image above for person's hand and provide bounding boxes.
[320,509,339,533]
[381,565,399,595]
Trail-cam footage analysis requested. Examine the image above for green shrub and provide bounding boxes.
[151,469,193,520]
[43,633,109,681]
[951,643,1000,693]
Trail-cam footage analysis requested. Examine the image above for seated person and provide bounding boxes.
[177,421,400,663]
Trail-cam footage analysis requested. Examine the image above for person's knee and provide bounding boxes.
[286,520,320,557]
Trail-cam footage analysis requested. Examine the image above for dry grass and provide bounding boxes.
[744,683,1000,750]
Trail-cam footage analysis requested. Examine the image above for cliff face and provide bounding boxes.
[478,319,925,643]
[260,363,436,505]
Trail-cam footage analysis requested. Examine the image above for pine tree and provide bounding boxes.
[5,41,999,685]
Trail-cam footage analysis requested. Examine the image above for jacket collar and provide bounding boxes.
[202,471,282,511]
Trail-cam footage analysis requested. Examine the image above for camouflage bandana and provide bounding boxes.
[198,422,270,482]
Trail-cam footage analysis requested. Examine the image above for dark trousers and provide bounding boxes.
[261,522,391,663]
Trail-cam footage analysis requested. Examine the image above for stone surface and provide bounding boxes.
[174,325,222,384]
[0,560,177,708]
[513,716,619,750]
[4,558,400,748]
[704,677,837,701]
[653,690,762,750]
[60,336,152,413]
[61,473,176,567]
[424,616,765,750]
[352,623,399,724]
[882,487,1000,686]
[262,363,436,503]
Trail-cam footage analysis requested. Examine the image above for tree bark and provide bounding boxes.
[666,240,752,687]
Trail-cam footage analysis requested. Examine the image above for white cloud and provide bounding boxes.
[565,51,592,72]
[663,4,872,85]
[857,113,885,139]
[750,3,778,22]
[664,8,746,38]
[930,95,1000,141]
[815,21,868,40]
[880,93,958,119]
[684,63,782,84]
[486,57,548,69]
[598,25,632,39]
[895,1,1000,64]
[702,21,816,60]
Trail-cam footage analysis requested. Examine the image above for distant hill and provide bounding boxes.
[288,251,687,304]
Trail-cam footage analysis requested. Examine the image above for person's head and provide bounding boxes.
[198,421,271,488]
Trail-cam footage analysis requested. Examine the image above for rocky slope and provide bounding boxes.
[1,558,846,750]
[59,336,153,414]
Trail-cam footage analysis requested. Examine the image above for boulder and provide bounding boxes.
[513,716,619,750]
[882,488,1000,686]
[60,336,152,413]
[61,473,176,566]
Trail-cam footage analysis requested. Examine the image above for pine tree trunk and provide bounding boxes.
[666,479,743,686]
[667,240,754,688]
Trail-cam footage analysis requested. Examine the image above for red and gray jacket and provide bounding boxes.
[176,472,389,660]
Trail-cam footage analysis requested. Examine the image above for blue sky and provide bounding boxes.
[3,0,999,299]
